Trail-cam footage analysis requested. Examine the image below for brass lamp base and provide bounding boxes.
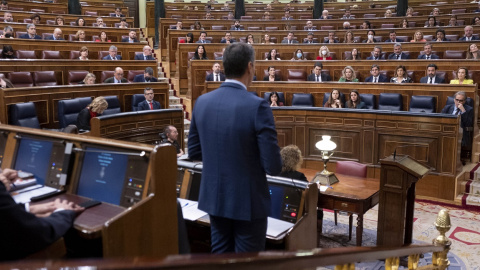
[312,172,339,186]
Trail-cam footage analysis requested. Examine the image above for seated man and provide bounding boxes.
[324,31,338,44]
[3,11,13,23]
[230,20,243,31]
[305,20,316,31]
[196,31,211,44]
[385,30,402,42]
[0,1,8,10]
[0,168,83,260]
[102,45,122,60]
[104,67,127,83]
[365,64,389,82]
[281,31,299,44]
[111,7,125,17]
[135,45,155,60]
[459,25,479,41]
[206,63,226,81]
[418,43,439,59]
[161,125,184,157]
[307,62,331,82]
[138,87,161,110]
[343,21,351,30]
[441,91,474,163]
[367,46,384,60]
[304,32,318,44]
[220,32,235,44]
[319,9,329,19]
[133,67,158,82]
[282,10,292,20]
[420,64,445,84]
[388,43,410,59]
[96,17,106,27]
[122,29,139,43]
[342,8,353,19]
[45,28,63,40]
[174,21,183,30]
[18,24,41,39]
[1,25,14,38]
[118,18,128,28]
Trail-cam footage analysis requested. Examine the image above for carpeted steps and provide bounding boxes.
[461,162,480,211]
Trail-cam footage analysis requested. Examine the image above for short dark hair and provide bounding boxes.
[144,87,153,94]
[427,63,438,70]
[424,42,432,48]
[371,64,380,70]
[200,31,207,36]
[145,67,154,75]
[223,43,254,79]
[314,62,323,69]
[389,30,396,34]
[436,28,446,36]
[164,125,175,135]
[367,29,376,35]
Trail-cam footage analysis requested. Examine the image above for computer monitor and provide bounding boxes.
[13,135,67,187]
[268,177,307,224]
[75,145,149,207]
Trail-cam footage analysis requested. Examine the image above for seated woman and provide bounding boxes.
[179,32,194,43]
[191,45,208,60]
[78,73,96,84]
[411,30,426,42]
[118,18,128,28]
[363,30,376,43]
[324,89,343,108]
[55,16,64,26]
[473,16,480,26]
[246,34,254,44]
[346,48,361,60]
[425,16,438,28]
[193,21,204,30]
[434,28,448,42]
[346,90,366,109]
[269,91,284,107]
[262,34,275,44]
[343,30,355,43]
[450,67,473,84]
[1,45,16,58]
[78,46,89,60]
[74,30,86,42]
[338,66,358,82]
[316,46,332,60]
[390,65,412,83]
[76,96,108,130]
[75,17,85,27]
[384,9,393,17]
[263,66,281,81]
[95,31,111,42]
[279,145,307,181]
[266,48,280,60]
[291,48,305,60]
[406,7,414,17]
[466,43,480,59]
[400,19,409,28]
[448,15,458,26]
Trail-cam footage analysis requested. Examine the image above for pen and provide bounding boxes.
[182,203,189,208]
[327,185,333,189]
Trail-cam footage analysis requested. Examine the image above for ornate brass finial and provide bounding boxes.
[434,209,451,246]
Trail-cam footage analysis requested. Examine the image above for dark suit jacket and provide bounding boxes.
[230,26,244,30]
[307,73,331,82]
[279,170,308,182]
[133,74,158,82]
[365,74,389,82]
[220,39,236,43]
[18,34,42,40]
[137,100,161,110]
[44,36,64,40]
[121,37,139,43]
[102,55,122,60]
[441,104,473,146]
[281,39,299,44]
[324,39,339,44]
[385,38,404,42]
[0,182,76,261]
[134,54,155,60]
[196,39,212,43]
[188,82,282,221]
[420,76,445,84]
[417,54,440,59]
[111,14,125,17]
[303,40,319,44]
[459,36,480,41]
[388,52,410,59]
[77,107,92,130]
[104,77,128,83]
[205,72,226,81]
[263,75,281,81]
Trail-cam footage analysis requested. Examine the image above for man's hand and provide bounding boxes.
[177,149,185,158]
[0,169,18,191]
[31,199,84,217]
[458,103,466,113]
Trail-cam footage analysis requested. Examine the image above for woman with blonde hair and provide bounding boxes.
[338,66,358,82]
[466,43,480,59]
[74,30,86,41]
[78,73,96,85]
[411,30,426,42]
[76,96,108,130]
[316,46,332,60]
[279,145,307,181]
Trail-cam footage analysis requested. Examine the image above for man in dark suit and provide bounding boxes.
[281,31,299,44]
[205,62,226,81]
[121,29,139,43]
[0,168,83,261]
[230,20,244,31]
[324,31,339,43]
[420,64,445,84]
[220,32,236,44]
[388,43,410,60]
[366,46,385,60]
[188,43,282,254]
[44,28,64,40]
[307,62,331,82]
[441,91,474,163]
[385,30,403,42]
[459,25,479,41]
[196,31,211,44]
[18,24,41,39]
[137,87,161,111]
[111,7,125,17]
[418,43,440,59]
[104,67,128,83]
[102,45,123,60]
[133,67,158,83]
[303,32,319,44]
[134,45,155,60]
[365,64,389,82]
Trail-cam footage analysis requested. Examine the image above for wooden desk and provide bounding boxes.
[301,169,380,247]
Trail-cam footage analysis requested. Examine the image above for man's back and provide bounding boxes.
[188,82,282,221]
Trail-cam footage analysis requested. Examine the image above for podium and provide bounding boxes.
[377,155,430,247]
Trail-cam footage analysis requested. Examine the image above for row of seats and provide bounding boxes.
[5,69,149,87]
[9,50,149,60]
[263,92,472,112]
[0,30,130,42]
[0,18,127,28]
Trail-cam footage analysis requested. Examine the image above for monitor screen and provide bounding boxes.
[76,146,149,207]
[268,182,304,223]
[14,137,54,186]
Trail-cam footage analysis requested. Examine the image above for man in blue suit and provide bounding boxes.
[134,45,155,60]
[102,45,122,60]
[417,43,440,60]
[44,28,64,40]
[133,67,158,83]
[459,25,479,41]
[365,64,389,82]
[188,43,282,254]
[388,43,410,60]
[420,64,445,84]
[137,87,161,111]
[18,24,41,39]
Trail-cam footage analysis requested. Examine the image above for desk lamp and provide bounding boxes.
[313,135,339,185]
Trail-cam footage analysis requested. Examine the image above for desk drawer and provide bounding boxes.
[333,200,357,212]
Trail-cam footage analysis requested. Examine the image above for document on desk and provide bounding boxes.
[11,185,58,204]
[178,198,208,221]
[267,217,294,238]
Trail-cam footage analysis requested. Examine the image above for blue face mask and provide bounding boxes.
[296,53,303,58]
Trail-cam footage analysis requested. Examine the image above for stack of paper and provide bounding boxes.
[178,198,208,221]
[267,217,295,238]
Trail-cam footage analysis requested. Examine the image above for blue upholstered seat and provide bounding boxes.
[292,93,314,107]
[58,97,92,128]
[409,96,436,113]
[102,96,121,115]
[378,93,403,111]
[359,94,376,109]
[132,94,146,111]
[9,102,40,128]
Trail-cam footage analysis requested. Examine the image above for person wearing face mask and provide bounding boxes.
[363,30,376,43]
[1,45,16,59]
[291,49,305,60]
[316,46,332,60]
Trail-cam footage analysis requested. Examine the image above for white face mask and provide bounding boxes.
[321,50,327,55]
[368,34,373,40]
[296,53,303,58]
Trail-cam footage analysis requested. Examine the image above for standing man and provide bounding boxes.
[420,64,445,84]
[188,43,282,253]
[307,62,331,82]
[206,63,226,81]
[138,87,161,110]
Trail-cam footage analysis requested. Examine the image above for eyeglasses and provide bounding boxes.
[455,99,466,102]
[115,73,124,76]
[145,93,154,95]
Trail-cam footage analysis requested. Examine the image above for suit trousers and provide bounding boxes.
[209,215,267,253]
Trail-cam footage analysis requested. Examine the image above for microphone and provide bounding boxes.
[73,148,146,157]
[393,145,415,161]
